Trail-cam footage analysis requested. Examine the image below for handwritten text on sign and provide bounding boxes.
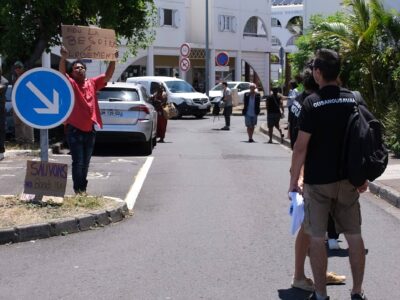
[24,160,68,197]
[61,25,117,61]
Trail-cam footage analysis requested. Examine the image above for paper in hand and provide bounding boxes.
[288,192,304,235]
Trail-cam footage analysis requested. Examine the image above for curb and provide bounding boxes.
[259,122,400,208]
[0,201,130,245]
[259,122,291,148]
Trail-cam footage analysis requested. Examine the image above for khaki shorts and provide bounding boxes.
[303,180,361,237]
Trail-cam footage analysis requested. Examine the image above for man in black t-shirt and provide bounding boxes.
[265,87,284,143]
[289,49,368,300]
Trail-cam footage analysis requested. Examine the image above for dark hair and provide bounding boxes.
[68,59,87,74]
[222,81,228,87]
[272,87,279,94]
[289,80,298,89]
[302,68,319,91]
[313,49,340,81]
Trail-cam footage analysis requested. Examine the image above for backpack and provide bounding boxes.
[341,91,389,187]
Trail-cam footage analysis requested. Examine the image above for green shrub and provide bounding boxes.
[384,102,400,157]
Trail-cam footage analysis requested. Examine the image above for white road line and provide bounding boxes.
[124,156,154,210]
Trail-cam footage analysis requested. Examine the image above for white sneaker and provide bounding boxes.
[0,152,4,161]
[328,239,340,250]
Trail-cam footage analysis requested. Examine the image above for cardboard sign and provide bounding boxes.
[24,160,68,197]
[61,25,117,61]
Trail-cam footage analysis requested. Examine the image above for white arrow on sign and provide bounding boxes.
[26,81,59,114]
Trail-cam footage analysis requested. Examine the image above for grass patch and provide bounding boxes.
[0,195,122,228]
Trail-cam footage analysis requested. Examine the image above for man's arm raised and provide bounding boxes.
[104,49,119,83]
[59,46,68,76]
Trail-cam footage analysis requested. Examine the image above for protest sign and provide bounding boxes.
[61,25,117,61]
[24,160,68,197]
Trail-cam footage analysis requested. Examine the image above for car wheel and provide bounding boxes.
[142,134,153,155]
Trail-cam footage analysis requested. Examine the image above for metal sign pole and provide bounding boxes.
[40,129,49,162]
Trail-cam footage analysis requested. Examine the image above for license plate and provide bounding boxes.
[101,109,123,117]
[198,105,207,109]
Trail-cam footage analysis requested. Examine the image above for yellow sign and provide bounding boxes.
[24,160,68,197]
[61,25,117,61]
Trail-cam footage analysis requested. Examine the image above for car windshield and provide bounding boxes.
[97,88,140,102]
[211,83,236,91]
[165,80,195,93]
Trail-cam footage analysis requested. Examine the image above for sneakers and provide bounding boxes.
[326,272,346,284]
[306,292,330,300]
[292,277,314,292]
[328,239,340,250]
[351,292,368,300]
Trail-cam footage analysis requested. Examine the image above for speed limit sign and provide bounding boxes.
[180,57,191,72]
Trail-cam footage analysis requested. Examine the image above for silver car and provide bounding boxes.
[95,82,157,155]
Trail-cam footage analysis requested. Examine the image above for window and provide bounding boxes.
[218,15,237,33]
[271,18,281,27]
[271,36,282,46]
[244,16,267,37]
[159,8,180,28]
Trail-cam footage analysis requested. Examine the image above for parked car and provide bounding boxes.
[127,76,211,118]
[209,81,256,104]
[94,82,157,155]
[5,85,14,136]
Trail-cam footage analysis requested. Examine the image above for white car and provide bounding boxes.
[127,76,211,118]
[209,81,256,104]
[94,82,157,155]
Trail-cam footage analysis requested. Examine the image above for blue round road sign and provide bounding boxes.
[12,68,74,129]
[215,52,229,66]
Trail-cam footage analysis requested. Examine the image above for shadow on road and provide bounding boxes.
[278,288,312,299]
[93,142,150,157]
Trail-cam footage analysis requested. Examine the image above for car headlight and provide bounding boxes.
[184,98,193,105]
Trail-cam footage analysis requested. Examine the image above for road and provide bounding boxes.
[0,115,399,299]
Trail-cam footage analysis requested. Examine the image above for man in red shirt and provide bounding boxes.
[59,46,117,194]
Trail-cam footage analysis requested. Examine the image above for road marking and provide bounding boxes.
[125,156,154,210]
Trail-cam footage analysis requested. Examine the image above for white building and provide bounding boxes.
[270,0,303,81]
[99,0,272,93]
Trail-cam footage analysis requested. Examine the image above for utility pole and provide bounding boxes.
[205,0,210,97]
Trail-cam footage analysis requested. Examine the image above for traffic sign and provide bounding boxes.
[12,68,74,129]
[180,57,191,72]
[180,43,191,57]
[215,52,229,66]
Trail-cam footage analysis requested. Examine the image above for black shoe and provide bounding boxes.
[306,292,330,300]
[249,139,254,143]
[351,293,367,300]
[220,126,230,131]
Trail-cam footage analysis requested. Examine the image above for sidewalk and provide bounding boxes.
[253,108,400,209]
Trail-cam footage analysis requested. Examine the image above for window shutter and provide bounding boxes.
[232,17,237,33]
[173,10,180,28]
[218,15,224,31]
[159,8,165,26]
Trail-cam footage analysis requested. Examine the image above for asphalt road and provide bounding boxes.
[0,115,399,299]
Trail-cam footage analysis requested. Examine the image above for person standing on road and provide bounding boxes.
[288,68,346,293]
[0,68,8,161]
[12,61,35,146]
[152,83,168,143]
[242,83,260,142]
[289,49,369,300]
[285,80,299,132]
[265,87,284,143]
[220,81,232,130]
[59,46,117,194]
